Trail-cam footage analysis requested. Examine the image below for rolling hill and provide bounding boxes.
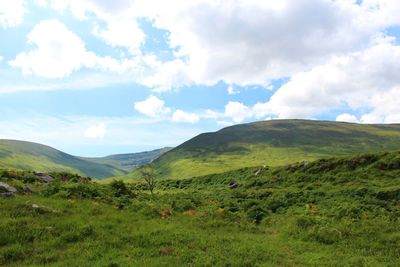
[120,119,400,181]
[0,140,169,179]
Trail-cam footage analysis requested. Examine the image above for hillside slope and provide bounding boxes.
[0,140,126,179]
[1,151,399,265]
[124,119,400,180]
[83,147,172,172]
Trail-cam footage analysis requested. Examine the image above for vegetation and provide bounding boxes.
[0,140,170,179]
[1,151,399,266]
[117,120,400,181]
[139,164,157,195]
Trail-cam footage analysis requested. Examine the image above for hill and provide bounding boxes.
[0,140,170,179]
[83,147,172,172]
[121,119,400,180]
[0,140,125,179]
[1,151,399,265]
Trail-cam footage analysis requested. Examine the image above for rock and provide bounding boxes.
[22,186,34,194]
[34,173,54,183]
[0,182,17,197]
[228,181,239,189]
[254,169,261,176]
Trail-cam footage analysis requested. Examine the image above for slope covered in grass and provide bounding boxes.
[1,151,399,266]
[121,119,400,180]
[0,140,126,179]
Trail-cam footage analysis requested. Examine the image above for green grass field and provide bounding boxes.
[1,151,399,266]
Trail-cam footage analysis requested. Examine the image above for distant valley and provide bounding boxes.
[0,140,170,179]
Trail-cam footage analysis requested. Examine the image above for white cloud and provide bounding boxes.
[84,123,106,138]
[44,0,390,90]
[134,0,383,87]
[9,19,140,79]
[93,16,144,54]
[172,109,199,123]
[0,0,26,28]
[336,113,359,123]
[10,19,98,78]
[224,101,252,123]
[134,95,171,118]
[227,85,239,95]
[0,56,3,62]
[259,39,400,122]
[141,59,192,92]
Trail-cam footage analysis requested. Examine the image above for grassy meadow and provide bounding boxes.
[1,151,399,266]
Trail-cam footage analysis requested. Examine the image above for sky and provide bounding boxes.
[0,0,400,156]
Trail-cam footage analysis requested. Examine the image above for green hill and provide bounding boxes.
[0,140,126,179]
[0,140,171,179]
[121,119,400,181]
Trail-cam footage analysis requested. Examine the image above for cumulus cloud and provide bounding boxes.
[5,0,400,124]
[0,0,26,28]
[224,101,252,123]
[9,19,139,78]
[84,123,106,138]
[10,19,99,78]
[134,95,171,118]
[172,109,200,123]
[336,113,359,123]
[257,39,400,122]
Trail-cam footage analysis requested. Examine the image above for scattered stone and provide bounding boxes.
[0,182,17,197]
[228,181,239,189]
[31,204,59,214]
[34,172,54,183]
[22,186,34,194]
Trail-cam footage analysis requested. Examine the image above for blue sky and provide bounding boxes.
[1,0,400,156]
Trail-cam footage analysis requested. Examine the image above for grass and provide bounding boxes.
[1,151,399,266]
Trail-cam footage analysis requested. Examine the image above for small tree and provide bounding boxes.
[140,164,156,195]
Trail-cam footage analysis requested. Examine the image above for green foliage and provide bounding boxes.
[1,151,400,266]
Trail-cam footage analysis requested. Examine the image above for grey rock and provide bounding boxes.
[22,186,34,194]
[34,173,54,183]
[0,182,17,197]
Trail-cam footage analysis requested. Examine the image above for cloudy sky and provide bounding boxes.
[0,0,400,156]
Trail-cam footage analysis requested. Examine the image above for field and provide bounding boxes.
[1,151,399,266]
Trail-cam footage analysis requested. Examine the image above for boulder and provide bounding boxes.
[0,182,17,197]
[34,173,54,183]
